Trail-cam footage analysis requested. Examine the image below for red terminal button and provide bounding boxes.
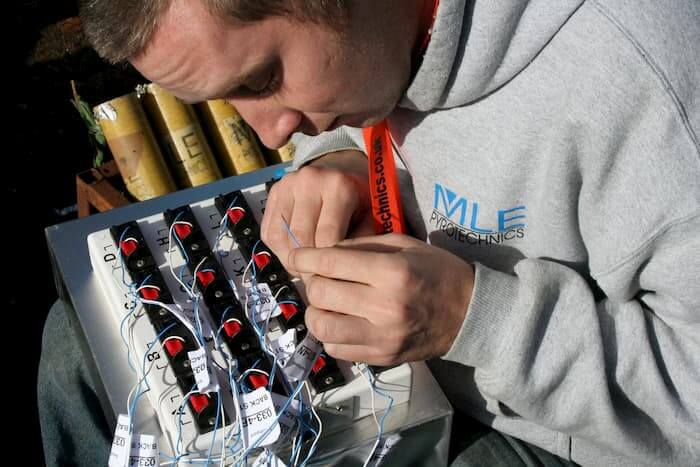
[279,303,299,321]
[120,239,138,257]
[226,207,246,225]
[223,319,242,338]
[139,286,160,301]
[311,356,327,375]
[189,393,210,414]
[196,270,216,288]
[174,223,192,240]
[163,337,185,357]
[253,252,271,270]
[248,373,269,390]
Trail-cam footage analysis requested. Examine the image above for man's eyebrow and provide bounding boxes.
[209,77,246,100]
[210,61,272,100]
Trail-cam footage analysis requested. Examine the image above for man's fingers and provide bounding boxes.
[314,194,357,248]
[289,246,392,285]
[261,185,295,267]
[323,343,396,366]
[305,306,374,345]
[304,275,384,321]
[288,191,322,249]
[347,214,376,239]
[338,232,420,250]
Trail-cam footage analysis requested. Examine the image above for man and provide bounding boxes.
[40,0,699,465]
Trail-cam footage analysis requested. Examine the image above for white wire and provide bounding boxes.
[126,304,142,376]
[139,298,203,349]
[212,212,231,254]
[242,255,256,288]
[126,350,158,424]
[190,256,209,294]
[175,388,200,458]
[125,308,145,408]
[168,221,196,299]
[291,430,302,467]
[301,381,323,466]
[225,363,244,452]
[358,364,381,467]
[119,212,323,465]
[214,317,243,354]
[263,285,289,340]
[218,395,226,467]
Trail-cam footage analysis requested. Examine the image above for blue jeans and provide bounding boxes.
[38,300,576,466]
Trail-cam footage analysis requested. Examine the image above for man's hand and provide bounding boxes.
[261,150,374,275]
[288,234,475,366]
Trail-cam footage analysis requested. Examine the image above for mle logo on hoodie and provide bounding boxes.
[430,183,527,245]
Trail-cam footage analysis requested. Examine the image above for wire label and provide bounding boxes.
[270,392,302,445]
[108,414,132,467]
[283,334,323,382]
[128,434,159,467]
[187,348,219,393]
[270,328,297,368]
[244,282,281,322]
[252,451,287,467]
[240,388,281,447]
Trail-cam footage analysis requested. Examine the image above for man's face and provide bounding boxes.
[130,1,415,149]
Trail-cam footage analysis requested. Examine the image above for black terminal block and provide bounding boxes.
[309,353,346,393]
[163,205,211,267]
[242,358,287,396]
[158,321,199,378]
[216,300,263,367]
[214,190,259,239]
[110,221,156,280]
[272,285,308,340]
[188,391,225,434]
[215,191,289,287]
[163,204,281,390]
[110,221,176,329]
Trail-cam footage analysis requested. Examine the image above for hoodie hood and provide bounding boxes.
[401,0,585,110]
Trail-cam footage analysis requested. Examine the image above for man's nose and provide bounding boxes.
[225,98,302,149]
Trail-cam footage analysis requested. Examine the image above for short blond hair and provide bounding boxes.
[79,0,349,64]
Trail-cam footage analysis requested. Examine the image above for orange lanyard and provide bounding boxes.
[363,0,439,235]
[363,121,406,234]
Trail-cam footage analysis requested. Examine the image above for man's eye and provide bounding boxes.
[244,72,278,97]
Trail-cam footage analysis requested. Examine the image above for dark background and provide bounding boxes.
[11,1,146,464]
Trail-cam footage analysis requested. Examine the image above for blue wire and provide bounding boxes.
[119,300,139,374]
[250,239,262,279]
[119,274,154,375]
[171,211,190,260]
[226,364,243,454]
[205,389,222,465]
[116,225,141,374]
[176,383,198,461]
[298,416,321,467]
[234,377,306,466]
[128,321,177,424]
[364,367,395,466]
[192,296,206,347]
[281,217,302,248]
[290,418,314,465]
[213,196,237,262]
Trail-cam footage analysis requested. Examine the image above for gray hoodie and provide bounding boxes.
[292,0,700,465]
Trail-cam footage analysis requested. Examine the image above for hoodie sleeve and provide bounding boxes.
[442,83,700,466]
[447,231,700,463]
[291,127,362,170]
